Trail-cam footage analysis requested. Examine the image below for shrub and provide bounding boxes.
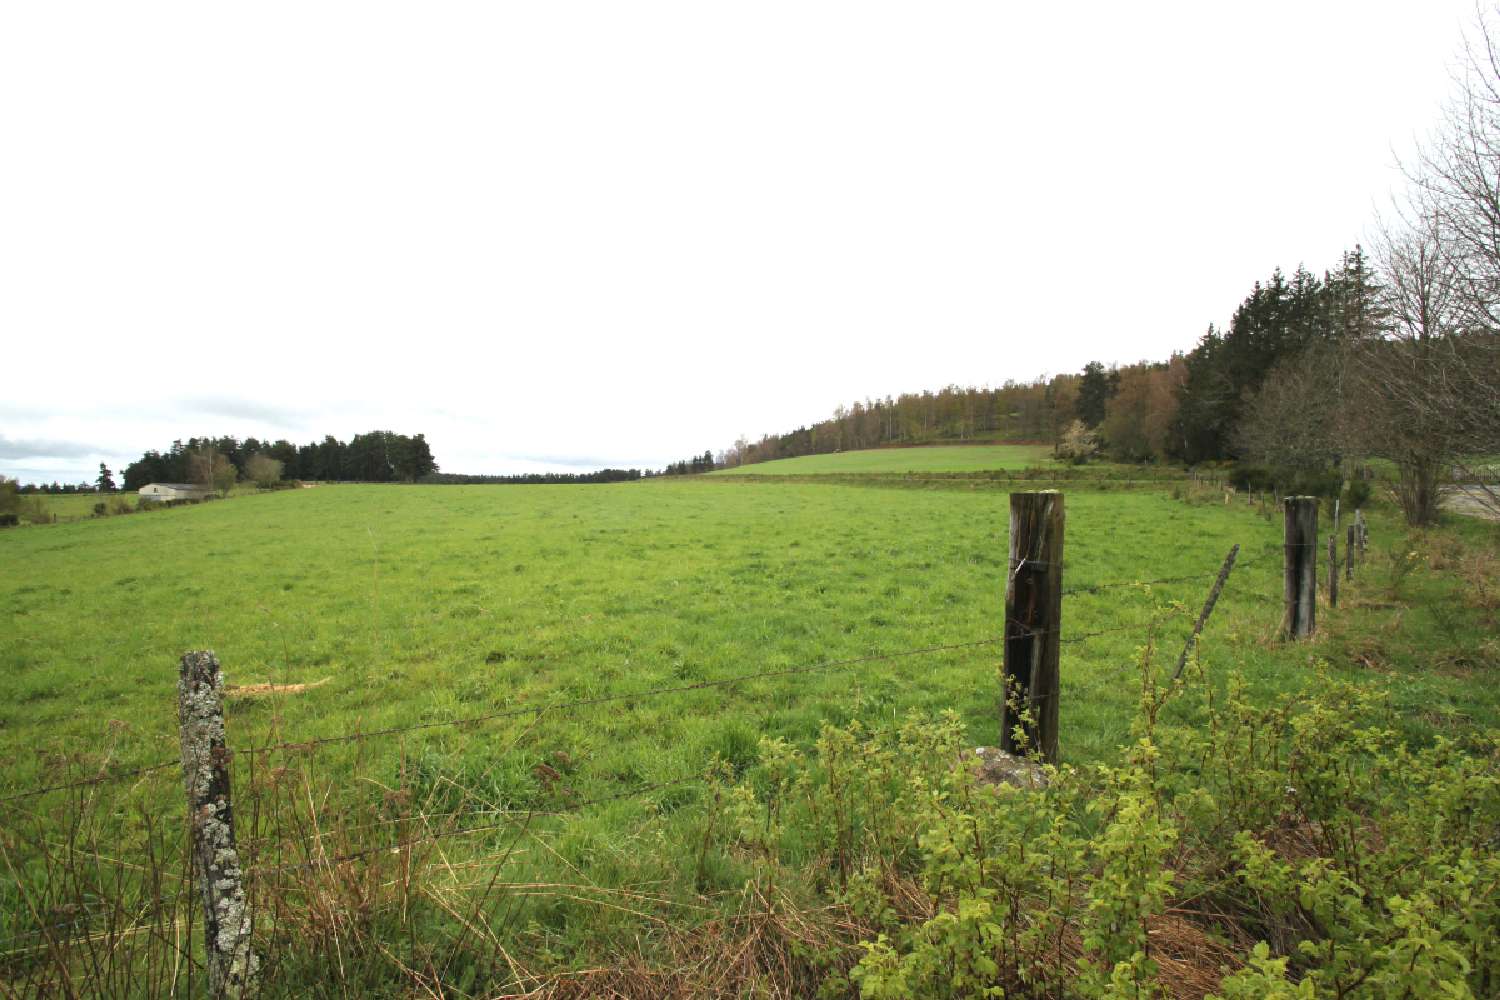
[1346,478,1373,510]
[1054,421,1099,465]
[1230,463,1276,492]
[1232,464,1344,500]
[1287,468,1343,500]
[92,502,107,517]
[245,453,284,489]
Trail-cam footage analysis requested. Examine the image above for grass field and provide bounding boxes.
[712,443,1056,475]
[13,481,1480,784]
[2,478,1496,993]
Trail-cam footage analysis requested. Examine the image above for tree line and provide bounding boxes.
[422,469,644,485]
[119,431,438,491]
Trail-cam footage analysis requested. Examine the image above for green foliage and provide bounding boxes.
[828,671,1498,999]
[1209,943,1315,998]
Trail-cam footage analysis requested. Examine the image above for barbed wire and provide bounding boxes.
[248,774,706,876]
[1061,571,1214,597]
[0,760,180,805]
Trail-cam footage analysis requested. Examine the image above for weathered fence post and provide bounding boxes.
[1003,491,1063,765]
[178,651,258,998]
[1327,533,1339,609]
[1283,496,1319,639]
[1346,524,1355,581]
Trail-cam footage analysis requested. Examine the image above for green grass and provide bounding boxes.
[1,479,1495,991]
[4,480,1493,806]
[712,443,1057,475]
[0,483,1302,773]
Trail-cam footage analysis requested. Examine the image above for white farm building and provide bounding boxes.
[138,483,212,502]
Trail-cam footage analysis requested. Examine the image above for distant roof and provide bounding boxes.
[146,483,207,491]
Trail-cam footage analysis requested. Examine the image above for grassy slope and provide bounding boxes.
[712,443,1056,475]
[2,479,1495,986]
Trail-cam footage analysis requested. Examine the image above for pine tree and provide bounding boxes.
[1076,362,1117,427]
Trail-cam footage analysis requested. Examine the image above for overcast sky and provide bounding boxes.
[0,1,1480,483]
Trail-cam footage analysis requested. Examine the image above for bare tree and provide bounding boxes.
[190,450,238,497]
[1354,204,1467,524]
[1237,340,1347,474]
[1393,7,1500,519]
[244,453,284,490]
[1411,6,1500,326]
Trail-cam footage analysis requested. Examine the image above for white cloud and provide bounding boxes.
[0,0,1478,483]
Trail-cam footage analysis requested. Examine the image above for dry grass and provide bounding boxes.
[226,678,331,698]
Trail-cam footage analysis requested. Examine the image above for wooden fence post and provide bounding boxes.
[1283,496,1319,639]
[1327,533,1339,609]
[1346,524,1355,581]
[1003,491,1064,765]
[178,651,258,998]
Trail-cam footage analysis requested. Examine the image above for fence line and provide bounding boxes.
[0,759,181,805]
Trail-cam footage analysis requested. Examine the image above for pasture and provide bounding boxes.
[711,443,1055,475]
[2,478,1496,994]
[9,480,1466,787]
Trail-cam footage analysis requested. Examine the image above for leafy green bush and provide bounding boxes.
[720,667,1499,998]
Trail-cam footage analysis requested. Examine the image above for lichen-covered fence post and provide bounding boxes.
[1283,496,1319,639]
[1002,491,1063,765]
[178,651,258,998]
[1346,524,1355,582]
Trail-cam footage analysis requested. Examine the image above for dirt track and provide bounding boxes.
[1444,483,1500,520]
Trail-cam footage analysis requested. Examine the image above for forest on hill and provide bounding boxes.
[719,249,1383,468]
[720,234,1498,527]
